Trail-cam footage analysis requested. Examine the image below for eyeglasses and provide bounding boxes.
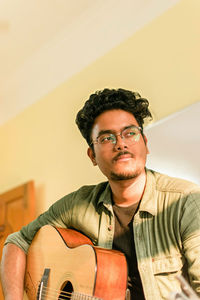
[91,125,142,147]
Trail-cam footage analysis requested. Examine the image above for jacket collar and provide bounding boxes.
[138,169,157,216]
[96,168,157,216]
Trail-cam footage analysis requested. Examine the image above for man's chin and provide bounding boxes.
[110,171,139,181]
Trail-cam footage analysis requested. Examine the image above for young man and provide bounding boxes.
[1,88,200,300]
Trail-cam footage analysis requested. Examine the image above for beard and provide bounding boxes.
[110,170,141,181]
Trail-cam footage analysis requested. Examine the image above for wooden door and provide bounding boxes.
[0,181,35,300]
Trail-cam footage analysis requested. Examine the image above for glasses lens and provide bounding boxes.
[122,126,141,143]
[97,134,116,144]
[96,126,141,146]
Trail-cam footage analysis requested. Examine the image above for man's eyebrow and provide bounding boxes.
[97,125,136,137]
[97,129,114,138]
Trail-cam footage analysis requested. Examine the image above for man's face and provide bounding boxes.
[88,109,149,181]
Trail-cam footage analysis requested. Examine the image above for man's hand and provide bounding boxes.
[168,275,200,300]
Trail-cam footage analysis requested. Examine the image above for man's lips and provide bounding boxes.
[112,151,134,162]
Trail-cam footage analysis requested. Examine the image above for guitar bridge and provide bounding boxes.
[37,268,50,300]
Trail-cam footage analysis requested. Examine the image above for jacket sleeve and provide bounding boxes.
[4,192,74,253]
[181,190,200,296]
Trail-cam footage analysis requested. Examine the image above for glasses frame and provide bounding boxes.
[90,125,143,147]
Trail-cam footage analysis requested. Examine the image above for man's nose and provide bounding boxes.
[113,135,127,151]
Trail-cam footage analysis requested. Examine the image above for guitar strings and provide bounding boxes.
[29,270,71,298]
[40,285,72,299]
[40,285,101,299]
[27,270,76,299]
[28,270,101,299]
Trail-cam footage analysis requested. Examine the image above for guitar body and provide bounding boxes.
[25,225,127,300]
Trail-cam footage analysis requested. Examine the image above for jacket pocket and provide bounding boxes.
[152,255,183,275]
[152,255,184,299]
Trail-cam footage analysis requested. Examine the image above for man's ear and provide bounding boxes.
[143,135,150,154]
[87,147,97,166]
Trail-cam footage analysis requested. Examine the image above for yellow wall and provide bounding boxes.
[0,0,200,214]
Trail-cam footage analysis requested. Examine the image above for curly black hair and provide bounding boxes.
[76,88,152,146]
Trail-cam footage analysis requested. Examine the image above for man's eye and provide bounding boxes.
[126,130,136,137]
[99,135,114,143]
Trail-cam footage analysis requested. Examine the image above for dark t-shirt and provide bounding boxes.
[112,202,145,300]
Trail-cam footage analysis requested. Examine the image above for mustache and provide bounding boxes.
[112,151,134,162]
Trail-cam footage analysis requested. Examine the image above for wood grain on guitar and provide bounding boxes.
[25,225,127,300]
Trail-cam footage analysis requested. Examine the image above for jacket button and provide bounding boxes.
[108,225,112,231]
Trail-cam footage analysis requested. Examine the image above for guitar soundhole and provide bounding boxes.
[59,281,73,299]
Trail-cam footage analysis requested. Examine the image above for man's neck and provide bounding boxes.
[109,171,146,207]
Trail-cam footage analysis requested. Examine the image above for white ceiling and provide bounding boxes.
[0,0,180,126]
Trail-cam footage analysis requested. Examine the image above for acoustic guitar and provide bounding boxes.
[25,225,128,300]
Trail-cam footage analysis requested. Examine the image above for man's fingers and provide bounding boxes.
[176,275,199,300]
[169,291,192,300]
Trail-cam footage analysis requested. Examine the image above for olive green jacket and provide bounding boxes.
[5,169,200,300]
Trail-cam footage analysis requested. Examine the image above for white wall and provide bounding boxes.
[146,102,200,184]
